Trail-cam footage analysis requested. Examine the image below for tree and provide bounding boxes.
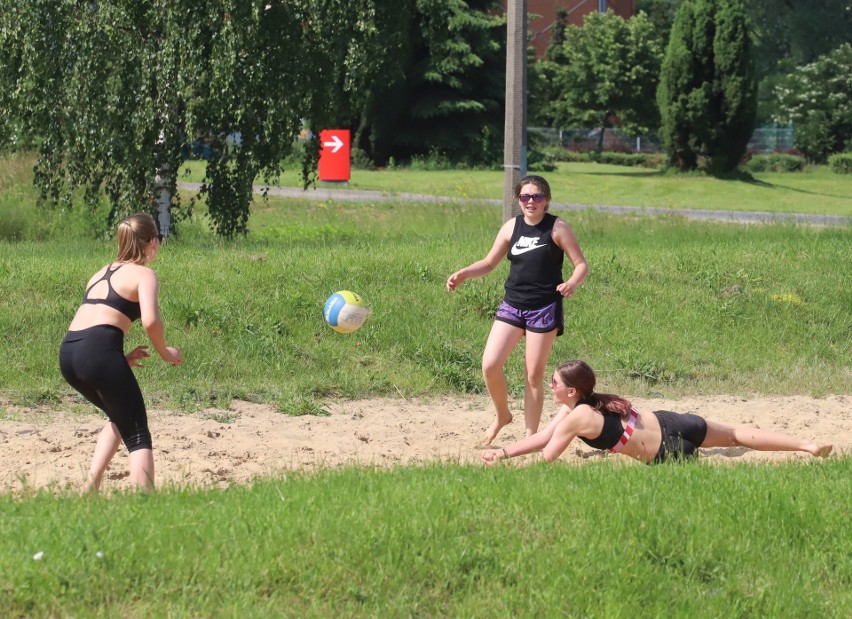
[353,0,506,167]
[749,1,852,122]
[708,0,758,171]
[747,0,852,78]
[774,44,852,162]
[657,0,757,173]
[531,10,664,151]
[0,0,408,238]
[636,0,681,42]
[622,1,852,124]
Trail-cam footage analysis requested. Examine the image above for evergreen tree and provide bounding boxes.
[708,0,757,172]
[657,0,756,172]
[355,0,505,167]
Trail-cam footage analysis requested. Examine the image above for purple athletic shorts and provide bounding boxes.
[495,299,563,336]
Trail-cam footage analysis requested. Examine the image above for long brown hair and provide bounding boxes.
[116,213,158,264]
[555,360,632,419]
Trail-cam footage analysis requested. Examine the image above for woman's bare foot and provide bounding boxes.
[478,413,513,448]
[810,444,833,458]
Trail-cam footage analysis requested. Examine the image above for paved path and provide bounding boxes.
[177,182,852,226]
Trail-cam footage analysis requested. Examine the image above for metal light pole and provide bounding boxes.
[502,0,527,223]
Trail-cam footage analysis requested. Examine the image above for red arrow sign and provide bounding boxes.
[318,129,350,182]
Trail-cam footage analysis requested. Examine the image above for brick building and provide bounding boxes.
[518,0,636,56]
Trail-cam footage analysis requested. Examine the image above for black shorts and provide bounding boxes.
[59,325,152,452]
[652,410,708,463]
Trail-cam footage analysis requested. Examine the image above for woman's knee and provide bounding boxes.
[482,359,504,378]
[524,366,546,387]
[124,430,153,452]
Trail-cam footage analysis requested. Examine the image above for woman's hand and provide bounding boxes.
[163,346,183,367]
[446,271,466,292]
[125,345,151,368]
[480,449,504,465]
[556,281,577,299]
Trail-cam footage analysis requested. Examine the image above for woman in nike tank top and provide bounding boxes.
[447,175,589,446]
[59,213,183,493]
[481,360,832,465]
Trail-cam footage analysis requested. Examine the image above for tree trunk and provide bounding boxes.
[155,166,171,237]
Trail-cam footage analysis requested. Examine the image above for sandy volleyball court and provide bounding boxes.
[1,394,849,494]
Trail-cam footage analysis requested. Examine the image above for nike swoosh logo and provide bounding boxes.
[510,243,547,256]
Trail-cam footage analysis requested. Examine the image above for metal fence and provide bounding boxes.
[746,125,794,152]
[530,125,795,154]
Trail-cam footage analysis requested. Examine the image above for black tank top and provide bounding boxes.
[504,213,564,309]
[81,264,142,322]
[578,412,625,450]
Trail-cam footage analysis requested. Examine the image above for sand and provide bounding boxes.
[1,394,849,494]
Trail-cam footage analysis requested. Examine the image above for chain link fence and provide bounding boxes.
[530,125,795,153]
[746,125,795,152]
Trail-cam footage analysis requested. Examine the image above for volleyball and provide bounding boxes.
[323,290,370,334]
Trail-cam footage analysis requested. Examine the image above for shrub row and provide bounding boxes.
[530,147,663,172]
[745,153,807,173]
[828,153,852,174]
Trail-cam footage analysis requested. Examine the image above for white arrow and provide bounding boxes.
[323,135,344,154]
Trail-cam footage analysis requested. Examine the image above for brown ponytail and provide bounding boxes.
[555,360,633,419]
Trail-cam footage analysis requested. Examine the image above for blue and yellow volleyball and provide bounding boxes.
[323,290,370,334]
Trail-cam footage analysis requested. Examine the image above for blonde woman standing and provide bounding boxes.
[59,213,182,492]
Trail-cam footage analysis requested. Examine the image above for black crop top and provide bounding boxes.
[578,412,625,450]
[81,264,142,322]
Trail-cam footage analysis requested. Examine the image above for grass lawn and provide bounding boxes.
[178,159,852,217]
[1,152,851,617]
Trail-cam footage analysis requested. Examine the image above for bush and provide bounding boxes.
[408,150,455,171]
[0,210,26,241]
[745,153,807,173]
[536,146,584,163]
[585,151,664,168]
[828,153,852,174]
[350,147,375,171]
[527,149,558,172]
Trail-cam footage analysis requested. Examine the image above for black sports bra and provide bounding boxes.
[81,264,142,322]
[578,412,625,450]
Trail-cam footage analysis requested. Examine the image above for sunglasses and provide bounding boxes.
[550,376,575,390]
[518,193,546,203]
[156,233,164,242]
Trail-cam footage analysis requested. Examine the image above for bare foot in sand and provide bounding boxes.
[477,412,513,448]
[810,444,833,458]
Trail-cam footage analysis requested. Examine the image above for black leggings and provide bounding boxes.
[59,325,152,452]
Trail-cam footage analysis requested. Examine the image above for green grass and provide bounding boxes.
[0,200,852,412]
[2,153,852,616]
[177,158,852,216]
[1,196,850,411]
[3,460,851,617]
